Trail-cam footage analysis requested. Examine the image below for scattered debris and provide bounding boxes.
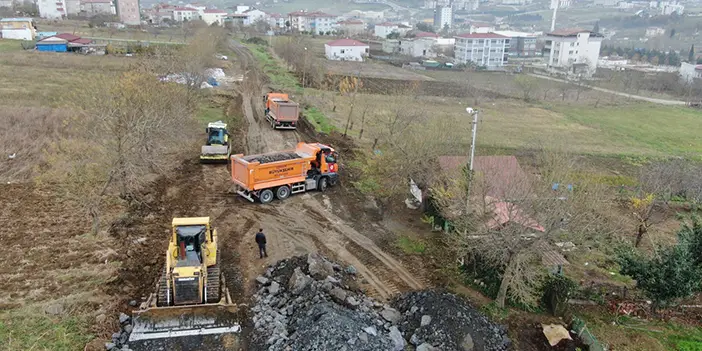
[542,324,572,346]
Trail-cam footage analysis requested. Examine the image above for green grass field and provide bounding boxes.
[0,39,29,53]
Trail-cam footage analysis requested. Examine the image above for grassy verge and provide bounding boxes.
[0,39,29,52]
[0,309,93,351]
[245,43,300,91]
[396,236,427,254]
[304,107,336,134]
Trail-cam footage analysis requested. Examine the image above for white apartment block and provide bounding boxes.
[544,28,603,74]
[116,0,140,25]
[374,22,411,38]
[268,13,285,29]
[454,33,509,68]
[550,0,573,9]
[38,0,66,19]
[433,6,452,30]
[173,7,199,21]
[201,9,227,25]
[288,11,337,35]
[243,9,267,26]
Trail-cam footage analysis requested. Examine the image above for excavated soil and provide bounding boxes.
[244,152,301,164]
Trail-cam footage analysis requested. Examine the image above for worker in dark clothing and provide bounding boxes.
[255,228,268,259]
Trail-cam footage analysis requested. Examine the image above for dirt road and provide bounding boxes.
[217,40,426,300]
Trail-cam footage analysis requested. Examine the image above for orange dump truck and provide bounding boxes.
[263,93,299,130]
[230,142,339,203]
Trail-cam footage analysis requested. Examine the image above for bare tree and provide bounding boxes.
[433,147,611,308]
[514,75,539,102]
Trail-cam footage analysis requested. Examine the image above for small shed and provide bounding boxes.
[36,33,92,52]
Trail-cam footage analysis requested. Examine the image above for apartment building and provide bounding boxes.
[288,11,337,35]
[544,28,603,74]
[433,6,452,30]
[37,0,66,19]
[81,0,115,16]
[374,22,411,38]
[494,30,538,57]
[201,9,227,25]
[454,32,509,68]
[115,0,140,25]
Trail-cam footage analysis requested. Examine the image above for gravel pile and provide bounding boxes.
[251,253,402,351]
[105,313,133,351]
[391,291,512,351]
[252,254,512,351]
[245,152,300,164]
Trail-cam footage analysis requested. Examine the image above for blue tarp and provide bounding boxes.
[36,43,67,52]
[207,77,219,87]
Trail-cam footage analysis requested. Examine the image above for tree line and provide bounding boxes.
[601,44,682,66]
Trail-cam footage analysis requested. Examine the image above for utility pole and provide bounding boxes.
[302,47,308,88]
[465,108,479,213]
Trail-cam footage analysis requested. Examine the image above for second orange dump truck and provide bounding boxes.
[230,142,338,203]
[263,93,299,130]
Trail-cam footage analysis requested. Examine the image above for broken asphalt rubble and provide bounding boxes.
[251,253,512,351]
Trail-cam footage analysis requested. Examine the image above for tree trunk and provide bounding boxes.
[635,223,647,247]
[496,254,516,309]
[89,207,100,235]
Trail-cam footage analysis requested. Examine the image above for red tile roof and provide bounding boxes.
[415,31,439,38]
[376,21,395,26]
[54,33,81,41]
[203,9,227,13]
[72,38,93,44]
[456,32,508,39]
[438,155,527,198]
[174,7,198,11]
[326,38,368,47]
[485,196,545,232]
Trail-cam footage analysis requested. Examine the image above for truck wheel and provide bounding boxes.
[318,177,328,192]
[259,189,274,204]
[276,185,290,200]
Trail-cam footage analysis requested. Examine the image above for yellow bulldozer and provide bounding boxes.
[128,217,241,349]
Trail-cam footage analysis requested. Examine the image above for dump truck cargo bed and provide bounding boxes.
[232,151,312,191]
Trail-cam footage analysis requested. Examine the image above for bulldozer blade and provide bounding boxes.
[128,296,243,350]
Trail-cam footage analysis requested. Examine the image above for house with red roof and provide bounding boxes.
[173,7,200,21]
[454,32,509,67]
[36,33,93,52]
[324,39,369,62]
[201,8,228,25]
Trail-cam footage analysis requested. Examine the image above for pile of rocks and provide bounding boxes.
[251,253,512,351]
[251,253,403,351]
[105,313,133,351]
[391,291,512,351]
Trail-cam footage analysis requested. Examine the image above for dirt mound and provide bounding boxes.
[392,290,512,351]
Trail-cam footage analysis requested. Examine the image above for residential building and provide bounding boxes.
[454,32,509,67]
[0,17,36,40]
[201,9,227,25]
[173,7,199,21]
[225,13,248,27]
[494,30,538,56]
[550,0,573,9]
[144,4,175,24]
[337,19,365,36]
[593,0,619,6]
[38,0,67,19]
[645,26,665,37]
[433,6,452,30]
[501,0,532,5]
[185,2,206,12]
[374,22,411,38]
[288,11,337,35]
[268,13,285,29]
[468,22,495,33]
[243,8,267,26]
[324,38,369,61]
[662,3,684,15]
[343,9,383,21]
[233,5,249,14]
[679,62,702,82]
[115,0,140,25]
[544,28,603,74]
[65,0,81,16]
[36,33,92,52]
[396,36,455,57]
[81,0,115,16]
